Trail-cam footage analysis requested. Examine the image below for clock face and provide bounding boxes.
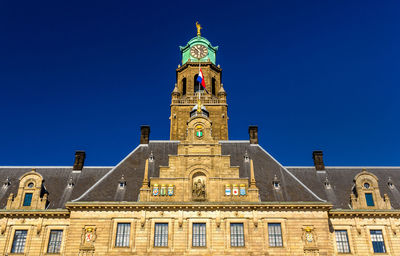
[190,44,208,59]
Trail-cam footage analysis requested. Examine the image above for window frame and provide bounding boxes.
[192,223,206,247]
[23,192,33,206]
[230,223,245,247]
[365,193,375,207]
[109,219,134,251]
[42,225,67,254]
[115,223,131,248]
[268,223,283,247]
[47,229,63,254]
[370,229,386,253]
[154,223,169,247]
[11,229,28,253]
[335,229,351,254]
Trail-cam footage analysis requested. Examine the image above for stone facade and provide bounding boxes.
[0,31,399,256]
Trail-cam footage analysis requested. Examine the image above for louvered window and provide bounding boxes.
[192,223,206,247]
[115,223,130,247]
[11,230,27,253]
[268,223,283,247]
[47,230,63,253]
[230,223,245,247]
[335,230,350,253]
[154,223,168,247]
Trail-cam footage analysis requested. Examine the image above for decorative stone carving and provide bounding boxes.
[192,178,206,200]
[80,226,96,252]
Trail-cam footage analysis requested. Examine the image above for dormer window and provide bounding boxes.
[350,169,391,210]
[365,193,374,206]
[119,175,126,188]
[272,175,280,189]
[67,177,74,188]
[6,169,48,210]
[388,177,394,189]
[324,177,331,189]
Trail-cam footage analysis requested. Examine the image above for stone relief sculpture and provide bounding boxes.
[193,178,205,200]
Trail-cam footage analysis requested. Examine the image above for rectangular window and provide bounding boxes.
[23,193,33,206]
[115,223,130,247]
[11,230,27,253]
[47,230,63,253]
[192,223,206,247]
[154,223,168,247]
[365,193,375,206]
[335,230,350,253]
[370,230,386,253]
[268,223,283,247]
[230,223,245,247]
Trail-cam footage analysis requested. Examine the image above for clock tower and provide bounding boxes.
[170,24,228,141]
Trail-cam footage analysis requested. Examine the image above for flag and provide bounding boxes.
[197,69,206,89]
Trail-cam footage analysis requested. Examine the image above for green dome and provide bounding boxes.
[179,36,218,65]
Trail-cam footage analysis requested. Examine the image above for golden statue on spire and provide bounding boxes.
[197,98,202,113]
[196,21,202,36]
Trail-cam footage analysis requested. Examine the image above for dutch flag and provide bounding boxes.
[197,68,207,89]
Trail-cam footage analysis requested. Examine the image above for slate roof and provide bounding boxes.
[0,141,398,210]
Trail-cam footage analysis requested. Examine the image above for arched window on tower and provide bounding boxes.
[182,78,186,95]
[194,74,204,93]
[212,77,216,95]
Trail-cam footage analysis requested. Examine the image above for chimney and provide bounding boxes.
[248,126,258,144]
[312,150,325,170]
[140,125,150,144]
[73,151,86,170]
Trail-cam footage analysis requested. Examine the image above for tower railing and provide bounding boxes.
[172,98,224,105]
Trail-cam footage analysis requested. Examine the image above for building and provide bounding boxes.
[0,25,399,255]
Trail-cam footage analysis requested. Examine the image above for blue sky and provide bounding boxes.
[0,0,399,166]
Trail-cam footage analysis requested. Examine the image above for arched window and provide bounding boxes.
[212,77,216,95]
[194,74,204,93]
[182,78,186,95]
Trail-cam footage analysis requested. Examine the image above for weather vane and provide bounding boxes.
[196,21,202,36]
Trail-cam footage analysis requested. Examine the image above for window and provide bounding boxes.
[11,230,27,253]
[335,230,350,253]
[47,230,63,253]
[365,193,375,206]
[230,223,244,247]
[268,223,283,247]
[182,78,186,95]
[370,230,386,253]
[115,223,130,247]
[192,223,206,247]
[212,78,216,95]
[23,193,32,206]
[154,223,168,247]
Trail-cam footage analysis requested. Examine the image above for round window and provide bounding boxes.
[27,182,34,188]
[364,183,370,189]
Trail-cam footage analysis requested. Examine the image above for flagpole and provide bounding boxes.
[198,58,201,100]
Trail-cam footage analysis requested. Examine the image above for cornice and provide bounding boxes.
[329,209,400,218]
[0,209,69,218]
[66,201,332,211]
